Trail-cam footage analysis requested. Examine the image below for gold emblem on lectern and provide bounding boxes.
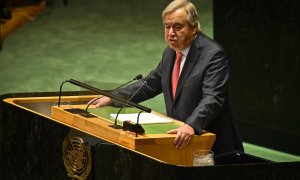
[62,136,91,180]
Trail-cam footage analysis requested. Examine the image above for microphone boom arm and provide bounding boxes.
[66,79,151,113]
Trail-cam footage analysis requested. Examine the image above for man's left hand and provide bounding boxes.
[167,124,195,149]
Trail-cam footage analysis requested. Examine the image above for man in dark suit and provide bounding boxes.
[90,0,244,155]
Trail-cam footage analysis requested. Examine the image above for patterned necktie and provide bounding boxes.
[171,52,183,98]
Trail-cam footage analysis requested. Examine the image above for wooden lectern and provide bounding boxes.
[2,92,298,180]
[5,95,215,166]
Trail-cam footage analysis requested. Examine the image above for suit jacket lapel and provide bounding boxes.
[173,34,203,103]
[164,50,176,102]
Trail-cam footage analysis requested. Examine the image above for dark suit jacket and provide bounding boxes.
[116,32,244,154]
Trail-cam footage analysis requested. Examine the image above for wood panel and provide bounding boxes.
[1,0,45,39]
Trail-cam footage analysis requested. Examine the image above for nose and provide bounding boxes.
[168,26,175,36]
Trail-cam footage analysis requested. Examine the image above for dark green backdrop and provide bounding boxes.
[214,0,300,155]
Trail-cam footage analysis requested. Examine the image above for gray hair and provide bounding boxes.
[162,0,201,32]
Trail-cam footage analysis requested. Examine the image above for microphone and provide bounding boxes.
[57,78,151,115]
[112,74,143,90]
[128,80,147,101]
[58,80,69,107]
[85,74,143,112]
[112,78,148,136]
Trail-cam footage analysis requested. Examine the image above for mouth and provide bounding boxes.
[169,39,176,43]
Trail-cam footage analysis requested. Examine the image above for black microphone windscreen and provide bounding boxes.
[134,74,143,80]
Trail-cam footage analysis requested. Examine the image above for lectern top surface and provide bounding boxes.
[89,107,180,134]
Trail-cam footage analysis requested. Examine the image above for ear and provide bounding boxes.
[192,25,198,36]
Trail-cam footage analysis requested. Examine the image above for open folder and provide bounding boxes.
[110,113,173,124]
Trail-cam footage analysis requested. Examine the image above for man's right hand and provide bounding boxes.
[88,96,112,108]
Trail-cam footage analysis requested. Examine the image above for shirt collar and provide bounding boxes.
[179,46,191,58]
[179,34,197,57]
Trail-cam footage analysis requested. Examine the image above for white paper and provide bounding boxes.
[110,113,172,124]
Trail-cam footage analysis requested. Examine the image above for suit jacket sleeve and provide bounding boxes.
[185,49,229,134]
